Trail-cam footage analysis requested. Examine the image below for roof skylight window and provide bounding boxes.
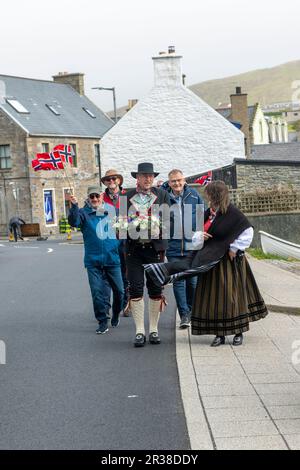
[46,104,60,116]
[6,99,30,114]
[83,107,96,118]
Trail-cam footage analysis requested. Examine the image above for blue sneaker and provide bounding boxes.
[179,315,191,329]
[96,323,109,334]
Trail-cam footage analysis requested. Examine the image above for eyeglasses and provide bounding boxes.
[89,193,101,199]
[170,178,184,184]
[104,176,118,182]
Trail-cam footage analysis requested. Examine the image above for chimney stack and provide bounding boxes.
[230,86,250,157]
[152,46,182,88]
[53,72,85,95]
[127,99,138,111]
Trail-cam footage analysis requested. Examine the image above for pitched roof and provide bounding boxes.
[107,104,128,120]
[250,142,300,161]
[216,105,257,126]
[248,104,257,126]
[216,107,232,119]
[0,74,114,137]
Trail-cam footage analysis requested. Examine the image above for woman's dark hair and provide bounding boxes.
[204,180,230,214]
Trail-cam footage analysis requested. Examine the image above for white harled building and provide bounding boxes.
[100,47,246,185]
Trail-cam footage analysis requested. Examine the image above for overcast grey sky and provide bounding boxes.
[1,0,299,111]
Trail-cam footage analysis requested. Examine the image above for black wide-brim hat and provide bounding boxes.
[131,162,159,179]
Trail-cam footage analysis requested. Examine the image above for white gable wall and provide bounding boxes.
[101,53,245,186]
[252,106,270,145]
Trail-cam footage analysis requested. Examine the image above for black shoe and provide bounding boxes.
[111,313,120,328]
[179,315,191,329]
[134,333,146,347]
[149,332,161,344]
[233,333,243,346]
[210,336,225,347]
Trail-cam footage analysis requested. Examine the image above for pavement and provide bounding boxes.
[0,232,83,244]
[177,254,300,450]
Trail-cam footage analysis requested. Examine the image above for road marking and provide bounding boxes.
[128,395,139,398]
[0,244,5,247]
[48,248,54,253]
[59,242,83,246]
[13,246,39,249]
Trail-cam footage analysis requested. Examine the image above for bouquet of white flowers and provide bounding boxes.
[112,213,162,238]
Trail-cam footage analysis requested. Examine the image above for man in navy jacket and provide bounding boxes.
[68,186,124,334]
[163,170,204,329]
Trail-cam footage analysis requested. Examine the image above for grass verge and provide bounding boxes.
[247,248,296,261]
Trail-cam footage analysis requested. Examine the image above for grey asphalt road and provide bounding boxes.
[0,241,190,450]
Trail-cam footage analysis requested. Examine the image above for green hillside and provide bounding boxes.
[189,60,300,107]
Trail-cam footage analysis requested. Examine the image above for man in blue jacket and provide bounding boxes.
[68,186,124,334]
[164,170,204,329]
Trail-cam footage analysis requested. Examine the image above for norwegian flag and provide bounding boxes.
[194,171,212,186]
[31,152,64,171]
[31,159,43,171]
[31,144,75,171]
[53,145,74,165]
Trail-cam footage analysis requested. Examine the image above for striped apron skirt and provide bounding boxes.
[191,254,268,336]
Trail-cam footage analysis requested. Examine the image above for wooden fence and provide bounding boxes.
[229,188,300,214]
[189,184,300,214]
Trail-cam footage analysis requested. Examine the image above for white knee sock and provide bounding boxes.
[130,298,145,335]
[149,298,161,334]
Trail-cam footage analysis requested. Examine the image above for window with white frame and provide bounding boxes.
[6,98,30,114]
[63,188,73,217]
[69,143,77,167]
[42,143,50,153]
[0,145,12,169]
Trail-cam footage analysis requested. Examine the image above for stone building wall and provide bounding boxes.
[0,110,32,234]
[27,137,101,235]
[236,162,300,191]
[248,212,300,247]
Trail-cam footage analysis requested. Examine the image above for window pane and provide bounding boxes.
[70,144,77,167]
[46,104,60,116]
[0,145,9,157]
[0,145,11,169]
[94,144,100,167]
[64,188,73,217]
[42,143,49,153]
[6,99,30,114]
[83,107,96,118]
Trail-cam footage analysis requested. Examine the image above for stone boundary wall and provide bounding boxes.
[247,212,300,248]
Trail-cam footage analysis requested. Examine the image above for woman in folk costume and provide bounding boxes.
[144,181,268,347]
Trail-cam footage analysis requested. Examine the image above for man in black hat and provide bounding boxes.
[124,162,170,347]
